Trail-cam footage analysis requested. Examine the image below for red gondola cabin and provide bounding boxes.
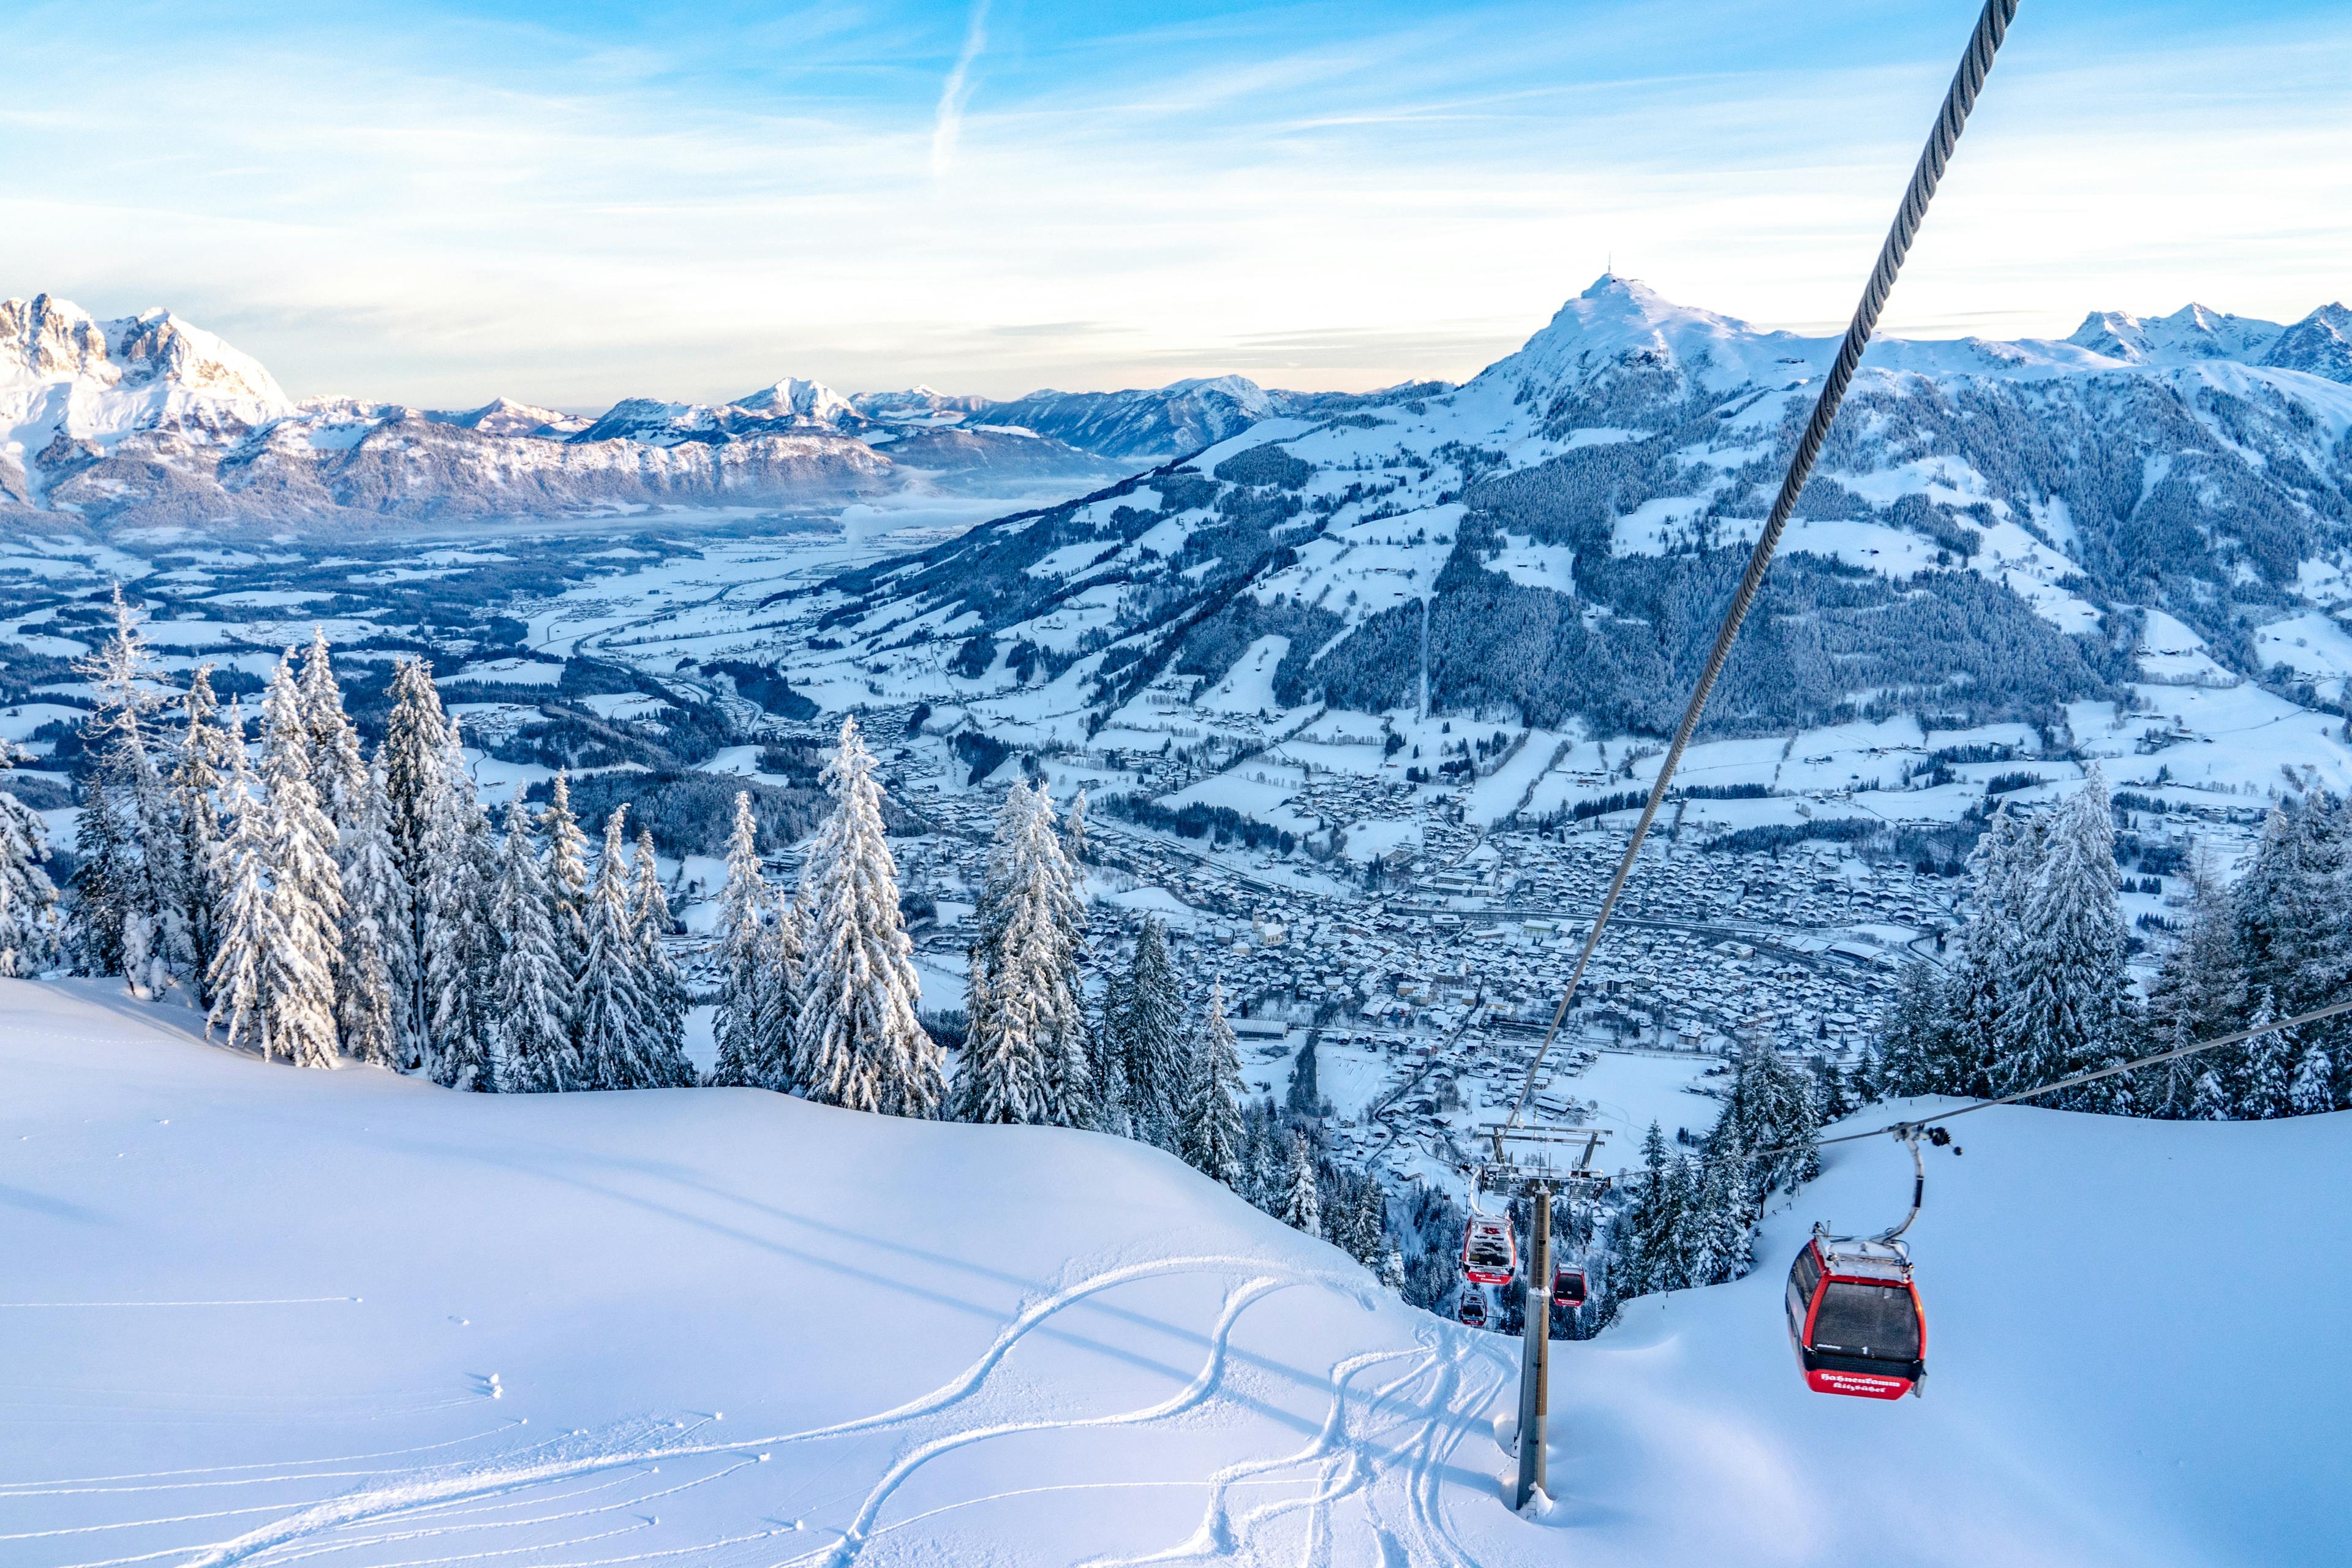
[1462,1216,1516,1286]
[1457,1292,1488,1327]
[1553,1266,1588,1307]
[1784,1235,1926,1400]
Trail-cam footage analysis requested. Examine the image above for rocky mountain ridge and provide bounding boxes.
[769,275,2352,750]
[0,293,1441,532]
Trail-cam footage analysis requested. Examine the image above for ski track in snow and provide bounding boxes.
[57,1251,1499,1568]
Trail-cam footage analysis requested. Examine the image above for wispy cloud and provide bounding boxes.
[930,0,990,178]
[0,1,2343,406]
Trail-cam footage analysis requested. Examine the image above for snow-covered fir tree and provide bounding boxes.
[2237,995,2294,1121]
[793,715,942,1118]
[255,657,344,1070]
[2140,849,2247,1118]
[205,703,274,1057]
[2291,1042,2335,1117]
[492,794,577,1092]
[2230,794,2352,1110]
[747,891,806,1090]
[1943,804,2039,1096]
[71,586,173,990]
[1994,769,2133,1104]
[1874,960,1946,1098]
[1177,983,1245,1187]
[1711,1042,1820,1200]
[295,629,368,830]
[379,658,450,1065]
[2190,1069,2231,1121]
[629,825,696,1087]
[420,722,496,1090]
[1114,918,1188,1147]
[541,768,592,962]
[709,791,774,1089]
[957,782,1091,1125]
[1345,1173,1388,1267]
[336,762,406,1068]
[574,809,655,1091]
[1047,789,1095,1128]
[1278,1132,1322,1238]
[165,666,230,1001]
[0,740,58,976]
[1684,1152,1755,1287]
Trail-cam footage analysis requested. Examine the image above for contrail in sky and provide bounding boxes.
[931,0,991,178]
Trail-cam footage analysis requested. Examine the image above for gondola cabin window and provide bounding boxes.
[1811,1282,1922,1361]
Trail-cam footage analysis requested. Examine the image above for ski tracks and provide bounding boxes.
[59,1250,1506,1568]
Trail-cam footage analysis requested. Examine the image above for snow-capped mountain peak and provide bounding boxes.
[2,293,290,418]
[1480,274,1819,396]
[2262,301,2352,383]
[2065,303,2286,366]
[441,396,590,439]
[733,375,859,426]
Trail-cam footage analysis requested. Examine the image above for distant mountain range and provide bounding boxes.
[0,294,1437,530]
[773,275,2352,747]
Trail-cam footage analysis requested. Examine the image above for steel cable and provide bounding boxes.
[1504,0,2022,1133]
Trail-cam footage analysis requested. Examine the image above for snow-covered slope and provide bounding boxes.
[4,979,2342,1566]
[771,274,2352,765]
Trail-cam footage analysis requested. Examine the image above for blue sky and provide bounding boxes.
[3,0,2345,407]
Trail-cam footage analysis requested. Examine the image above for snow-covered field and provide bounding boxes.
[4,980,2343,1567]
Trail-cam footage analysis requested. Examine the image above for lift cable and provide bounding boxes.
[1503,0,2021,1137]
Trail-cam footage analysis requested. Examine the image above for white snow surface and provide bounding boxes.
[2,980,2343,1566]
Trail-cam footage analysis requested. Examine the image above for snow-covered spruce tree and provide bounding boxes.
[1348,1172,1389,1267]
[165,666,230,1001]
[335,762,407,1068]
[1685,1149,1755,1287]
[295,629,366,1039]
[2190,1068,2231,1121]
[1994,771,2134,1106]
[2236,995,2294,1121]
[296,628,369,830]
[1278,1131,1322,1238]
[1809,1053,1854,1123]
[2140,848,2247,1117]
[2291,1042,2335,1117]
[1945,805,2039,1097]
[574,809,655,1090]
[1047,788,1096,1128]
[71,586,172,989]
[1063,787,1089,866]
[0,740,59,976]
[421,722,497,1090]
[1177,983,1245,1186]
[793,715,942,1117]
[1610,1121,1680,1300]
[747,891,806,1090]
[379,658,450,1065]
[709,791,774,1089]
[1119,918,1188,1147]
[492,794,577,1092]
[70,763,139,979]
[2231,795,2352,1104]
[255,656,344,1070]
[1379,1242,1408,1294]
[1711,1043,1820,1200]
[540,768,592,963]
[957,783,1090,1125]
[1875,960,1947,1098]
[205,704,275,1056]
[630,826,696,1087]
